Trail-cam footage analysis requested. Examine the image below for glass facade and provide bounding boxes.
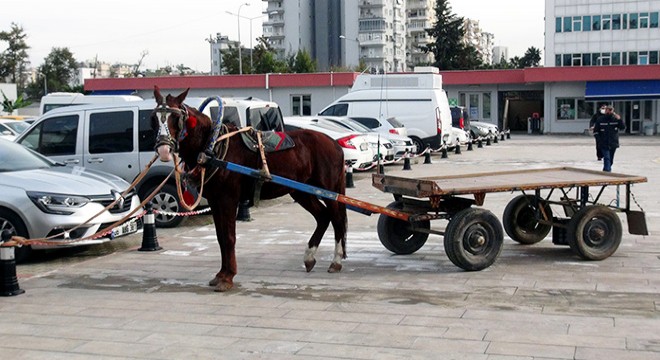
[556,11,658,33]
[555,51,660,67]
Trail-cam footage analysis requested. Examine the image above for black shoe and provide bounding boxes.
[597,158,602,161]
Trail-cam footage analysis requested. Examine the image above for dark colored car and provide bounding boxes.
[450,106,471,130]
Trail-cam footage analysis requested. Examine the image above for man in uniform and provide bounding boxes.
[593,105,625,172]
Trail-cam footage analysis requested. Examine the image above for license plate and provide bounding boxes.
[112,220,138,238]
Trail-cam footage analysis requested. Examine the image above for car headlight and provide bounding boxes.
[27,191,89,215]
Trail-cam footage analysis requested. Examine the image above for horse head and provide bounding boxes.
[152,86,196,163]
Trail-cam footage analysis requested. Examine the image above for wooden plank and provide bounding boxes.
[373,167,647,197]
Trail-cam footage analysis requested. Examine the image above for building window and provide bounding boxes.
[629,51,638,64]
[563,16,572,32]
[583,16,591,31]
[591,53,600,66]
[563,54,571,67]
[630,13,638,29]
[291,95,311,116]
[577,100,594,119]
[573,16,582,31]
[582,53,591,66]
[482,93,491,119]
[555,55,562,66]
[640,12,649,28]
[639,51,649,65]
[556,17,562,32]
[572,54,582,66]
[602,15,611,30]
[612,52,621,65]
[652,12,659,28]
[600,53,611,66]
[592,15,601,30]
[612,14,621,30]
[623,14,628,29]
[557,99,576,120]
[651,51,659,65]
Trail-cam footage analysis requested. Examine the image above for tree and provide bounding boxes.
[1,90,31,114]
[423,0,482,70]
[0,23,30,93]
[39,47,78,94]
[520,46,542,68]
[251,37,288,74]
[290,49,317,73]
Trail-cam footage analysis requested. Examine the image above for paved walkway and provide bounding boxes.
[2,134,659,359]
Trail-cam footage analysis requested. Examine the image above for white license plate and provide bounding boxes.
[112,220,138,238]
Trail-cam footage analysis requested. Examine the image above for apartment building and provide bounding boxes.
[406,0,435,68]
[463,19,495,65]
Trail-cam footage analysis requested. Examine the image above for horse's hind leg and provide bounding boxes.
[324,199,347,273]
[290,192,331,272]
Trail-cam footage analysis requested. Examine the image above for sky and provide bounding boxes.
[1,0,545,72]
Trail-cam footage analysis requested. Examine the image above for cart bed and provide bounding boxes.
[373,167,647,198]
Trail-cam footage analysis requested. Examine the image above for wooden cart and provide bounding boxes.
[372,167,648,271]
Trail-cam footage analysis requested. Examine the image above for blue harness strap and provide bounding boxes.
[199,96,224,154]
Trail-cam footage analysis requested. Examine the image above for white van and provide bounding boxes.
[318,68,453,153]
[17,96,284,228]
[40,92,143,115]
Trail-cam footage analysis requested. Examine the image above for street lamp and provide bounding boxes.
[226,10,277,74]
[226,2,250,75]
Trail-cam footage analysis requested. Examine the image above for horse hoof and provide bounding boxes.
[214,282,234,292]
[304,259,317,272]
[209,276,221,287]
[327,263,342,273]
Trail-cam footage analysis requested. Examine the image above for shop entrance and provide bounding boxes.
[498,91,544,132]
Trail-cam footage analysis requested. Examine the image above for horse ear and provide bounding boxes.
[175,88,190,105]
[154,86,164,105]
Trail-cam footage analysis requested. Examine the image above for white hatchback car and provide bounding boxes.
[0,119,30,141]
[283,116,375,170]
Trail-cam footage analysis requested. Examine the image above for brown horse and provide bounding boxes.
[152,87,347,292]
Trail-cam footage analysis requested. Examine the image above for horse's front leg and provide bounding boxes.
[208,201,239,292]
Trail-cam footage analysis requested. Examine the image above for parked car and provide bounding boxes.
[315,116,397,161]
[450,106,471,130]
[320,116,415,158]
[0,119,30,141]
[14,96,283,228]
[470,121,500,140]
[0,139,142,262]
[349,116,408,137]
[450,127,471,146]
[283,116,375,170]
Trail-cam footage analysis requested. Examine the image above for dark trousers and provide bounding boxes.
[601,147,617,172]
[594,135,602,159]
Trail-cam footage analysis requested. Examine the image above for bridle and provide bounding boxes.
[154,102,190,153]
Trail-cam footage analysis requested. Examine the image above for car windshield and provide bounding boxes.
[385,117,404,128]
[0,140,53,172]
[3,121,30,134]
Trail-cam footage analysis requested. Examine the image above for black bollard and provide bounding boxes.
[345,165,355,188]
[486,137,491,146]
[501,133,505,141]
[477,139,483,148]
[424,151,432,164]
[139,203,162,251]
[378,163,385,174]
[454,142,461,154]
[402,156,412,170]
[467,140,473,151]
[236,200,252,222]
[493,135,498,144]
[0,230,25,296]
[507,131,511,139]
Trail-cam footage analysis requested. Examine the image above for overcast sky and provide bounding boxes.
[1,0,545,72]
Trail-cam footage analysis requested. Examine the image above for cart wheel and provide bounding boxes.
[502,195,552,245]
[444,208,503,271]
[567,205,622,260]
[377,201,429,255]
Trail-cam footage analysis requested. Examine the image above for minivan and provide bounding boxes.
[16,96,284,227]
[318,69,453,153]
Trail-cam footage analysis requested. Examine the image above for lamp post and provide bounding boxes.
[226,10,276,74]
[226,3,250,75]
[339,35,359,68]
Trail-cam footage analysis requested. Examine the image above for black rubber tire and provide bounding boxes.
[410,137,426,155]
[502,195,552,244]
[0,208,32,263]
[444,207,503,271]
[567,205,622,260]
[144,183,185,228]
[377,201,429,255]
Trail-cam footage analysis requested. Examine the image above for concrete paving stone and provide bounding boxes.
[351,322,450,339]
[299,329,418,348]
[484,329,626,349]
[296,342,489,360]
[69,340,165,358]
[486,341,576,359]
[625,337,660,352]
[575,346,660,360]
[401,315,571,334]
[10,350,130,360]
[1,334,86,352]
[463,309,614,328]
[206,324,310,341]
[120,319,219,335]
[249,316,360,333]
[283,308,405,325]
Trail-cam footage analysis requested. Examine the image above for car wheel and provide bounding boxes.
[410,137,425,154]
[0,208,32,263]
[142,183,186,228]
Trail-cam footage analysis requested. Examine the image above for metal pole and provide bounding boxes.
[237,3,249,75]
[249,18,253,73]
